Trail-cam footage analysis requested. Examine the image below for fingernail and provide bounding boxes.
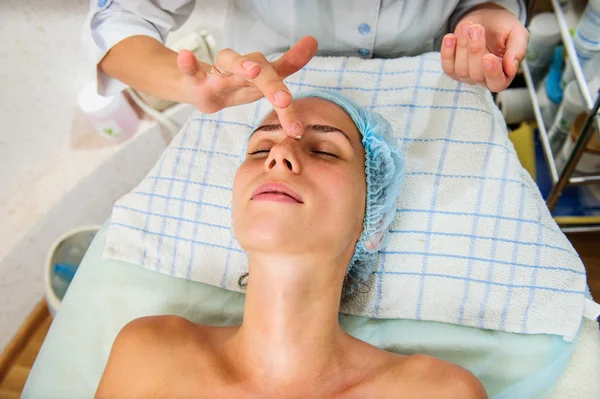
[289,122,303,137]
[274,90,289,104]
[444,36,455,48]
[513,59,519,70]
[468,26,481,40]
[242,60,259,71]
[483,59,493,69]
[460,23,471,36]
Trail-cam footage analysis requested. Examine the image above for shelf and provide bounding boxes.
[533,131,600,226]
[550,0,600,145]
[521,0,600,232]
[551,0,599,116]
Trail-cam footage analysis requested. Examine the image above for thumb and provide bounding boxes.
[502,26,529,78]
[177,49,207,80]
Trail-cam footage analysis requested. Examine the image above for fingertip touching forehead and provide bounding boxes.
[250,96,364,152]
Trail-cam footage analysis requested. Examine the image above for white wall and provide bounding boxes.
[0,0,227,349]
[0,0,227,211]
[0,0,95,209]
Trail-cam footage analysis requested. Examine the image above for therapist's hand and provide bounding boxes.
[440,4,529,92]
[177,36,318,138]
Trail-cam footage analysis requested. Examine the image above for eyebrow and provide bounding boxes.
[251,123,353,146]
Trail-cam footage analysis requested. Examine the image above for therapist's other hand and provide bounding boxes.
[177,36,318,138]
[440,4,529,92]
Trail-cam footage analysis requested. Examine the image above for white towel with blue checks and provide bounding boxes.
[105,53,588,341]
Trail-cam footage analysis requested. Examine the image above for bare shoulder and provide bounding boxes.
[119,314,204,343]
[108,315,206,358]
[380,354,488,399]
[95,315,212,398]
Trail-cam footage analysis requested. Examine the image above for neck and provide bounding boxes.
[229,252,349,383]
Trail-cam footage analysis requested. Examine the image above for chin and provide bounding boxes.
[236,213,300,251]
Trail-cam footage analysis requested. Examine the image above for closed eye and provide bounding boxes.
[312,150,339,159]
[248,149,338,158]
[248,149,270,155]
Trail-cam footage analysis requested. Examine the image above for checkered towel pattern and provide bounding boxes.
[105,53,587,341]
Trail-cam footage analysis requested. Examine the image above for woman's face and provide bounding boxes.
[233,97,366,264]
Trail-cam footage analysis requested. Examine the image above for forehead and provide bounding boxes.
[260,97,361,143]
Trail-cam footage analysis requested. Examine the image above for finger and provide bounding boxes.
[213,48,261,80]
[276,103,303,139]
[271,36,319,78]
[502,26,529,79]
[246,53,302,137]
[177,50,207,80]
[454,20,473,80]
[440,34,457,76]
[467,24,486,83]
[482,54,508,92]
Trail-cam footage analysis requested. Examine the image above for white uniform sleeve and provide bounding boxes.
[81,0,195,96]
[449,0,527,32]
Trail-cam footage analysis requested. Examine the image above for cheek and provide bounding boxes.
[314,165,366,227]
[232,164,253,219]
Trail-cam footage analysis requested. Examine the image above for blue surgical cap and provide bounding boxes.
[296,90,405,294]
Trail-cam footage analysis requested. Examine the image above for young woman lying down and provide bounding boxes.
[95,91,487,399]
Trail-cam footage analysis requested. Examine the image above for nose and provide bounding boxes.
[264,138,301,174]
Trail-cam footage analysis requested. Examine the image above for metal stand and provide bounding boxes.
[522,0,600,231]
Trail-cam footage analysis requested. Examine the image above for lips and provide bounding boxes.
[251,182,304,204]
